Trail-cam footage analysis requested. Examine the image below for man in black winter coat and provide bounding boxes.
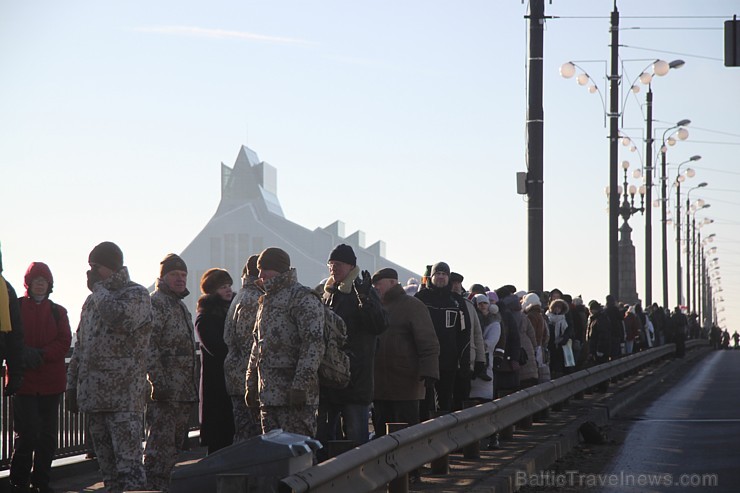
[317,244,388,449]
[415,261,479,417]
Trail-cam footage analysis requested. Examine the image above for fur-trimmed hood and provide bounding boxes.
[548,298,570,315]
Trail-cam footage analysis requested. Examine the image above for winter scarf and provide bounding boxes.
[324,266,361,295]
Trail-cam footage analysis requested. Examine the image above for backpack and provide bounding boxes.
[295,287,351,389]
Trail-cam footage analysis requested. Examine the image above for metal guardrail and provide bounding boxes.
[281,340,707,493]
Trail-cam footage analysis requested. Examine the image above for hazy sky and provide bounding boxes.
[2,0,739,331]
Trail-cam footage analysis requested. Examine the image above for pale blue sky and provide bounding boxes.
[2,0,739,330]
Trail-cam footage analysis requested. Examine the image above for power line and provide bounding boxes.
[621,44,723,62]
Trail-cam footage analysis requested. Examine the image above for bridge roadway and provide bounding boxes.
[43,345,713,492]
[594,349,740,493]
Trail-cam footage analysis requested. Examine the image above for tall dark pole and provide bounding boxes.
[609,2,620,298]
[644,88,653,305]
[686,198,691,311]
[526,0,545,294]
[661,148,669,308]
[692,217,697,313]
[676,183,682,307]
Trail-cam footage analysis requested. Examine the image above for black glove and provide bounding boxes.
[66,389,78,413]
[288,388,307,407]
[22,346,44,370]
[86,269,103,291]
[420,376,437,389]
[356,270,372,298]
[472,361,492,381]
[4,375,22,397]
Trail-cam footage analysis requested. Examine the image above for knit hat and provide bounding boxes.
[24,262,53,295]
[521,292,541,312]
[88,241,123,271]
[243,254,259,277]
[431,262,450,276]
[469,283,487,295]
[160,253,187,277]
[257,247,291,273]
[200,268,233,295]
[473,294,489,306]
[486,291,499,304]
[371,268,398,284]
[328,244,356,266]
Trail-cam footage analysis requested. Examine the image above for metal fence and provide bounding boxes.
[1,356,202,471]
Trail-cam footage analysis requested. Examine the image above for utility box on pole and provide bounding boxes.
[725,16,739,67]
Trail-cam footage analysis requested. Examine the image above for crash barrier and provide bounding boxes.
[0,353,203,470]
[281,340,707,493]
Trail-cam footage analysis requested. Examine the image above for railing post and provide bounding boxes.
[428,411,449,475]
[462,401,480,459]
[387,423,409,493]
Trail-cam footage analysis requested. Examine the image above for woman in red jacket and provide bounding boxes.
[9,262,72,493]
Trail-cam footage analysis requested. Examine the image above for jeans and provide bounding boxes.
[317,400,370,445]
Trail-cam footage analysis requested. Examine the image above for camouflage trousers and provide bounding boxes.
[260,405,318,437]
[87,411,146,493]
[144,401,193,492]
[231,395,261,442]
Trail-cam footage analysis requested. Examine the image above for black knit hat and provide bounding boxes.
[89,241,124,271]
[160,253,187,277]
[243,254,259,277]
[328,244,356,266]
[371,268,398,284]
[258,247,291,273]
[200,268,233,295]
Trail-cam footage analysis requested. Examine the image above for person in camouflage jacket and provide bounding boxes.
[66,242,152,493]
[144,254,198,491]
[245,248,325,437]
[223,255,262,441]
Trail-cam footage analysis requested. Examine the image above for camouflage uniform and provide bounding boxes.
[66,267,152,493]
[144,280,198,492]
[223,275,262,441]
[246,268,325,437]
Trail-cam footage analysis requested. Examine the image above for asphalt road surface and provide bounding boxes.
[595,349,740,492]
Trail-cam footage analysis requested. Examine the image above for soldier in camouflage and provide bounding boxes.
[66,242,153,493]
[144,254,199,491]
[223,254,262,441]
[245,247,325,437]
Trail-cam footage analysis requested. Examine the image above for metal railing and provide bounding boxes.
[281,341,706,493]
[1,355,202,470]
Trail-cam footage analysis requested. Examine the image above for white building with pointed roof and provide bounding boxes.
[176,146,420,314]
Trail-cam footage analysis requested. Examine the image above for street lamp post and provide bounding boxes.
[683,183,707,309]
[615,160,645,303]
[626,59,685,306]
[686,195,709,313]
[660,123,692,308]
[694,218,713,315]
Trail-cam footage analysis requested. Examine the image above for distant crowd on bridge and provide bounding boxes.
[0,241,737,493]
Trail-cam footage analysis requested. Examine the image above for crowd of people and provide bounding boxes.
[0,241,730,493]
